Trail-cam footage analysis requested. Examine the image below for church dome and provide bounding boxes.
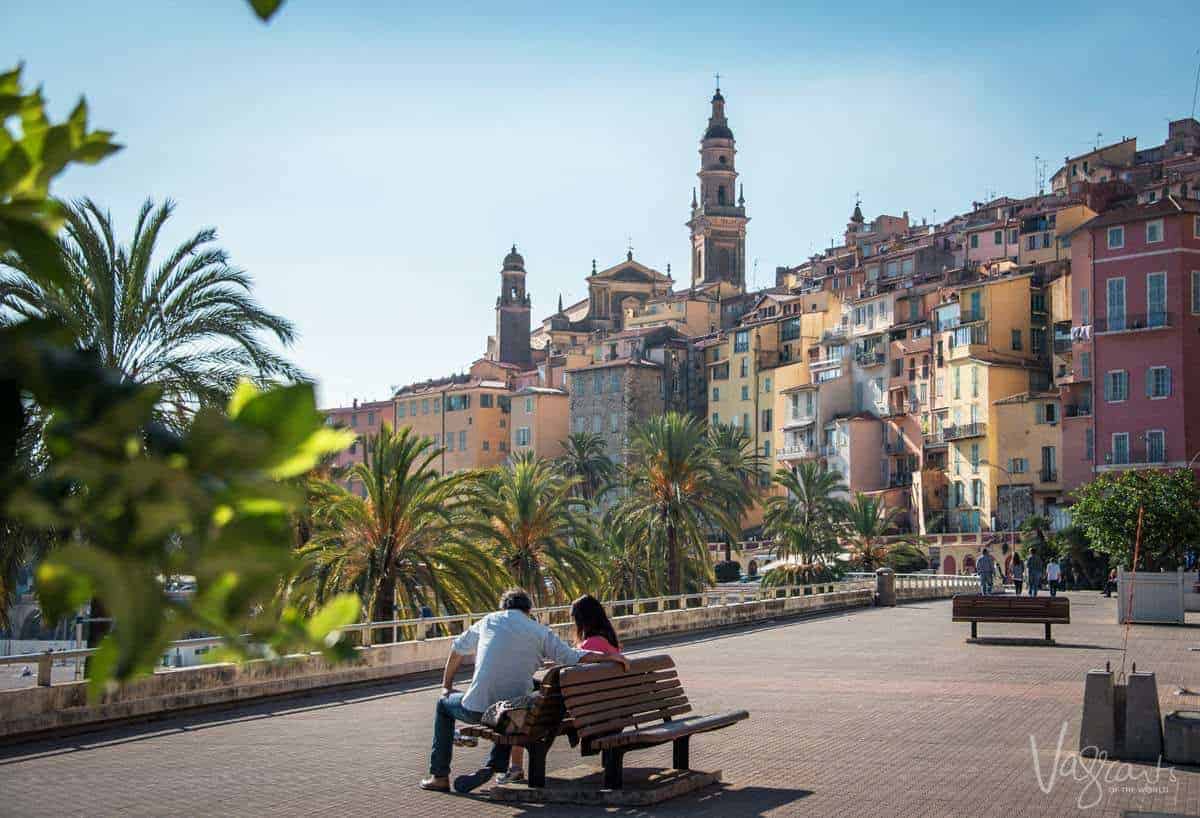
[503,244,525,271]
[704,123,734,140]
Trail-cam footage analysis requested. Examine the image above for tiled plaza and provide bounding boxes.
[3,593,1200,817]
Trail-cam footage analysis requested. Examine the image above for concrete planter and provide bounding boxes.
[1116,568,1186,624]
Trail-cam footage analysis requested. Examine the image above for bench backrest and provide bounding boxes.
[952,594,1070,622]
[558,655,690,741]
[518,666,567,738]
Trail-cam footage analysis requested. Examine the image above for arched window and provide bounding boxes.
[718,185,727,205]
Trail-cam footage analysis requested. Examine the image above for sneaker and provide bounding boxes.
[418,776,450,792]
[453,766,495,793]
[452,729,478,747]
[496,767,525,785]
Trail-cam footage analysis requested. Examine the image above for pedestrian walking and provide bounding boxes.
[977,548,996,595]
[1046,558,1061,597]
[1011,553,1024,596]
[1026,551,1043,597]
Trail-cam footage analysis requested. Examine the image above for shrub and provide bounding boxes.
[713,560,742,583]
[761,563,837,587]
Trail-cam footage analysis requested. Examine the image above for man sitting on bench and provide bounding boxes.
[420,588,630,795]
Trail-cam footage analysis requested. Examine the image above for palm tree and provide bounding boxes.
[557,432,616,502]
[591,510,654,602]
[616,412,743,596]
[0,198,301,426]
[842,492,904,571]
[706,422,761,561]
[763,461,847,565]
[465,451,597,605]
[296,426,499,638]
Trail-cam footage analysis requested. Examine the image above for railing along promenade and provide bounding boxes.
[0,574,977,742]
[0,574,976,689]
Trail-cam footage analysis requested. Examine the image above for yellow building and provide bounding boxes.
[394,376,513,474]
[1017,202,1096,266]
[509,386,570,460]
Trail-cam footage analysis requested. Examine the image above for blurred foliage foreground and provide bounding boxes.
[0,63,360,697]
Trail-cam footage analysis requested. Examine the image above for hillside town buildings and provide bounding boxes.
[322,81,1200,573]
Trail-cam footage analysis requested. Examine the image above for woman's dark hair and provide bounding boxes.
[1013,553,1023,565]
[499,588,533,613]
[571,594,620,649]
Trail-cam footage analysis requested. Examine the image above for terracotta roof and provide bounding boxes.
[993,391,1060,406]
[1075,195,1200,231]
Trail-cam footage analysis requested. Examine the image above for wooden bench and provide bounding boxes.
[459,666,566,788]
[559,655,748,790]
[462,655,749,791]
[952,594,1070,642]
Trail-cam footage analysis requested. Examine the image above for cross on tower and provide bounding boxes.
[854,190,861,207]
[714,72,720,91]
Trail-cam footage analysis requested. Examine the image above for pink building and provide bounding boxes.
[1084,198,1200,472]
[321,398,396,490]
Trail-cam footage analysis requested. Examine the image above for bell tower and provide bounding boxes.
[687,76,748,290]
[495,245,532,368]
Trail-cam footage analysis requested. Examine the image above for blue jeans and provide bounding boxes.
[429,692,511,777]
[979,574,993,594]
[1028,573,1041,596]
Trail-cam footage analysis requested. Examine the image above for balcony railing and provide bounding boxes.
[810,355,844,370]
[776,444,816,460]
[942,422,986,441]
[924,430,947,447]
[1040,469,1059,483]
[960,309,986,324]
[1064,404,1092,418]
[821,326,848,342]
[1053,338,1072,353]
[855,351,886,367]
[888,473,914,488]
[884,440,907,455]
[1094,312,1172,334]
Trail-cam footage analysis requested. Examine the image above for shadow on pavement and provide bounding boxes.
[501,783,814,816]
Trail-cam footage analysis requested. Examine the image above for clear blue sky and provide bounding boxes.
[7,1,1200,406]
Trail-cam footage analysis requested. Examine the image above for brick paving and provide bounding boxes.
[3,593,1200,817]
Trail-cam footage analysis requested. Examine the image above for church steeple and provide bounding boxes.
[495,245,531,367]
[687,77,749,290]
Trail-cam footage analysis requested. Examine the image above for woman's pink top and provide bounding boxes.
[578,635,620,655]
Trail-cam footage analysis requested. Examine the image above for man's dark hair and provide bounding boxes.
[499,588,533,613]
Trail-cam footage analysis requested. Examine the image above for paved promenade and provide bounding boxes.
[3,593,1200,817]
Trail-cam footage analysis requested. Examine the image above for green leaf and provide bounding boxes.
[0,144,32,195]
[34,560,93,624]
[306,594,361,646]
[0,215,69,290]
[248,0,286,21]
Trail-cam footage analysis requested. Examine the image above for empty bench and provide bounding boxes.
[952,594,1070,642]
[559,655,749,790]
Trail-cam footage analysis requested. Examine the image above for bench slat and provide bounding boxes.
[578,704,693,739]
[557,670,679,698]
[589,710,750,750]
[558,655,675,687]
[568,689,690,721]
[564,679,683,709]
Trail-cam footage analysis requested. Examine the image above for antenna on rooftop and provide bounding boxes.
[1191,48,1200,120]
[1095,131,1103,150]
[1034,155,1048,195]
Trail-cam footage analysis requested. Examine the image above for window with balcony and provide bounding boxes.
[1147,366,1172,398]
[1147,272,1167,327]
[1142,429,1167,464]
[1146,219,1163,244]
[1111,433,1129,465]
[1107,226,1124,249]
[1106,277,1126,330]
[734,330,749,353]
[1104,370,1128,402]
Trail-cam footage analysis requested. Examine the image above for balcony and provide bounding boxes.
[1039,469,1059,483]
[923,430,947,448]
[942,422,986,441]
[1094,312,1172,334]
[776,444,816,461]
[888,472,914,488]
[855,351,886,367]
[810,355,845,371]
[1064,404,1092,418]
[1053,338,1072,354]
[821,326,848,342]
[960,309,986,324]
[884,439,908,455]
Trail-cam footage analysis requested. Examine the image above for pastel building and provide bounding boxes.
[509,386,569,460]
